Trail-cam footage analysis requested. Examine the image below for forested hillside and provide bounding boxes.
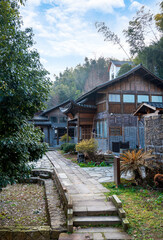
[47,57,110,108]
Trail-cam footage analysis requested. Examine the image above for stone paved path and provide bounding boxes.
[34,151,131,239]
[83,166,132,183]
[34,153,132,184]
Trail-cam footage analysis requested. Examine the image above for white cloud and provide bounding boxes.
[48,0,125,14]
[129,1,143,11]
[20,0,159,78]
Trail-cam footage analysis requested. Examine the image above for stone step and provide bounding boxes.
[73,216,121,227]
[73,204,117,216]
[59,227,131,240]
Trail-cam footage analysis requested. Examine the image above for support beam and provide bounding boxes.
[67,121,69,143]
[77,115,80,143]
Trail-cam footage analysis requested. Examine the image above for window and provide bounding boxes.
[109,94,120,102]
[151,95,163,102]
[137,95,149,103]
[59,117,67,123]
[96,119,107,138]
[123,94,135,103]
[58,128,66,137]
[109,127,122,136]
[50,117,57,123]
[96,121,100,137]
[100,121,103,138]
[104,120,107,138]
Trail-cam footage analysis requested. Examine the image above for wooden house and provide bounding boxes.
[31,100,75,147]
[60,64,163,153]
[108,60,133,80]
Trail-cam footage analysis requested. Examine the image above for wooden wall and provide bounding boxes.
[95,74,163,115]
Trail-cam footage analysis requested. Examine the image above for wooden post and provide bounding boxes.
[67,121,69,143]
[114,156,120,186]
[77,114,80,143]
[57,129,59,145]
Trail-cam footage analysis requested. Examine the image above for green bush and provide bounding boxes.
[62,143,76,153]
[76,138,98,160]
[60,134,72,143]
[60,143,67,150]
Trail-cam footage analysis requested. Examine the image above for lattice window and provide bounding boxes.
[81,126,92,139]
[109,127,122,136]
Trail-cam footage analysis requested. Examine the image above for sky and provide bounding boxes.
[20,0,161,81]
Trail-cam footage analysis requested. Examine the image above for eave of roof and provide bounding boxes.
[77,64,163,103]
[60,100,96,114]
[41,99,70,116]
[31,121,52,125]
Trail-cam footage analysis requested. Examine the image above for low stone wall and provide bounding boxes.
[0,226,51,240]
[0,176,67,240]
[145,115,163,160]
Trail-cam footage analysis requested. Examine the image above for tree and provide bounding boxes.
[47,57,110,107]
[154,1,163,32]
[96,4,163,78]
[95,22,132,61]
[117,63,133,77]
[134,37,163,78]
[0,0,51,187]
[123,6,158,56]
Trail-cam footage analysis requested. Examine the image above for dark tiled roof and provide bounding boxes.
[60,100,96,114]
[145,102,163,108]
[77,64,163,103]
[33,121,51,126]
[32,115,48,121]
[41,99,70,116]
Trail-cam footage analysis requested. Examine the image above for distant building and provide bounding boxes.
[108,60,133,80]
[61,64,163,153]
[30,100,75,147]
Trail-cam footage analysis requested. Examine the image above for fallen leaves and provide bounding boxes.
[0,184,48,226]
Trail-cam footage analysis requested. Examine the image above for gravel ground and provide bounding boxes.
[0,184,48,226]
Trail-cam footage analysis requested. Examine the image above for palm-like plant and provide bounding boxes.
[120,149,156,184]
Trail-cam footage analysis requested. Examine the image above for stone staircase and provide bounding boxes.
[72,200,121,227]
[45,151,131,240]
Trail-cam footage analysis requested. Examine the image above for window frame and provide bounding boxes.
[137,95,149,103]
[151,95,163,103]
[123,94,135,103]
[109,94,120,103]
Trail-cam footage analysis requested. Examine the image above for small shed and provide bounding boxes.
[134,102,163,160]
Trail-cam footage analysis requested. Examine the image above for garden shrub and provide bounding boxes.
[76,138,98,160]
[62,143,76,153]
[60,143,67,150]
[60,134,72,143]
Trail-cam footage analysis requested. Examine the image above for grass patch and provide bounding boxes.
[103,179,163,240]
[58,151,112,167]
[79,161,111,168]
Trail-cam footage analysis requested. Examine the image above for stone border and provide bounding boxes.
[0,175,67,240]
[46,154,74,233]
[111,195,129,231]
